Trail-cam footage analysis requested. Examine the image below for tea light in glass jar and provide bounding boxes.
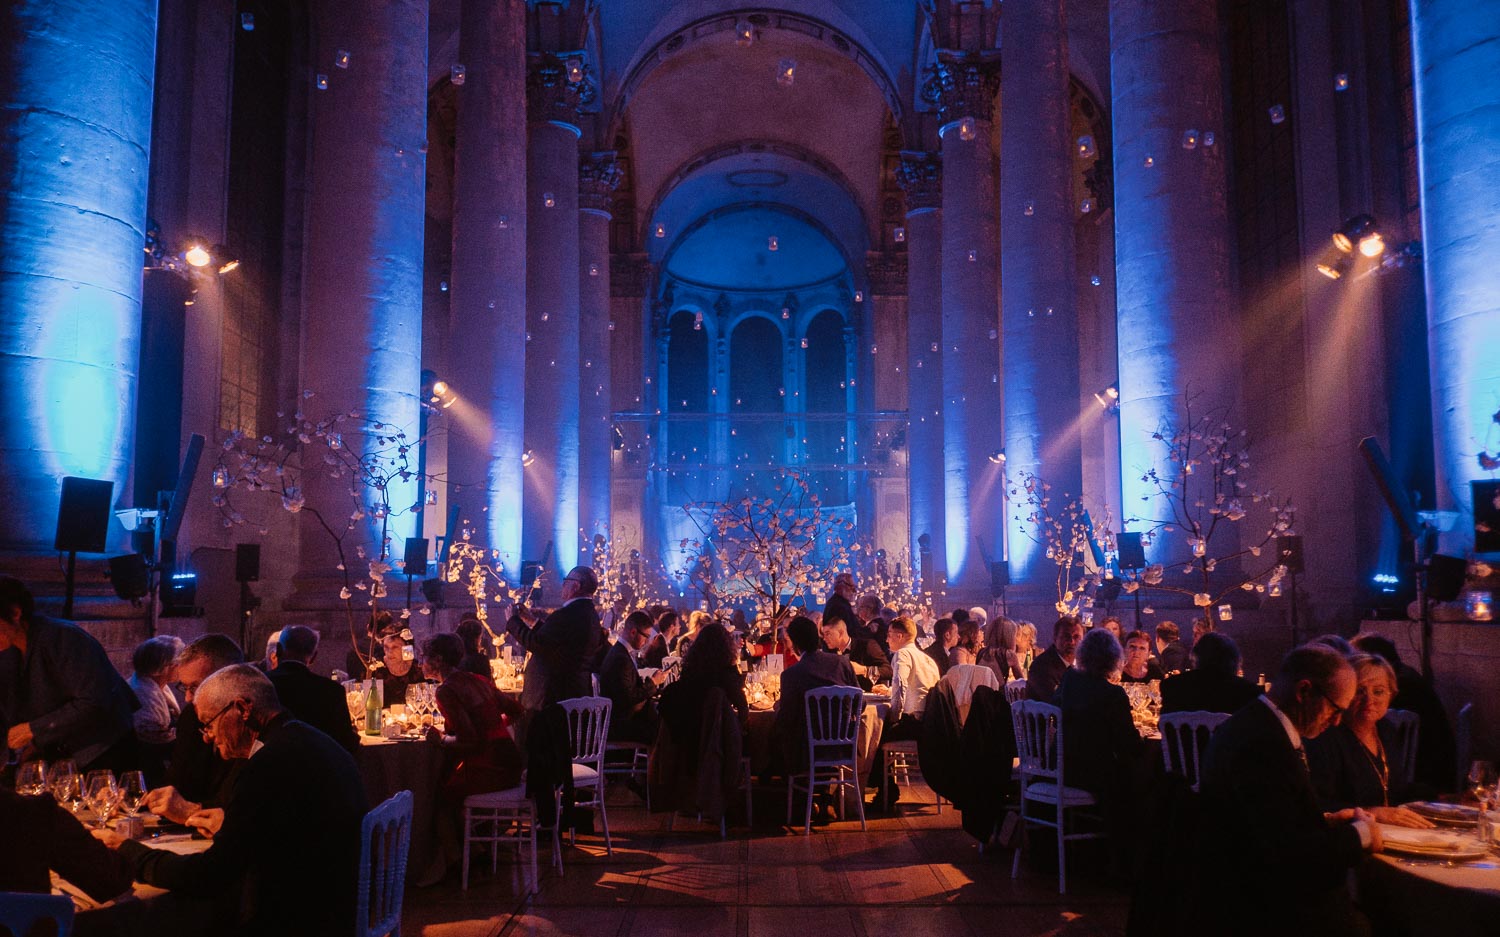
[1466,591,1494,621]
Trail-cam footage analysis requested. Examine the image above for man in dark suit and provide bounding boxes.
[597,610,666,742]
[822,573,860,636]
[267,625,359,753]
[1160,631,1262,715]
[1198,645,1383,937]
[1026,616,1083,702]
[1155,620,1191,674]
[772,616,858,770]
[821,617,891,687]
[149,634,246,823]
[507,565,604,710]
[924,617,956,677]
[100,664,369,937]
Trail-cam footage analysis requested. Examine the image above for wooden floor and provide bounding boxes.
[401,780,1130,937]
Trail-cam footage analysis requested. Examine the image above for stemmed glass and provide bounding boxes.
[16,760,47,797]
[119,770,148,818]
[1468,761,1496,806]
[46,760,77,800]
[85,772,122,830]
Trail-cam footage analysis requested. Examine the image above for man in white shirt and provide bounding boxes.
[870,616,940,808]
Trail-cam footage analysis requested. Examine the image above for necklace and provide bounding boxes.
[1358,732,1390,805]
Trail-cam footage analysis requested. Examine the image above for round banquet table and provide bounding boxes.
[1357,842,1500,937]
[63,830,217,936]
[356,733,446,884]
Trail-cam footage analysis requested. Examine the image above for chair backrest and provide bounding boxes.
[1384,709,1420,791]
[0,893,75,937]
[1159,711,1230,793]
[559,695,612,765]
[804,685,863,757]
[355,790,414,937]
[1011,699,1064,786]
[1003,679,1028,704]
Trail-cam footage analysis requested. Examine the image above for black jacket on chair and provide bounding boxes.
[509,598,603,709]
[268,660,359,753]
[955,685,1015,844]
[917,680,963,803]
[1198,700,1367,936]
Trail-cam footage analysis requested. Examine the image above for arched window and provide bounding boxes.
[804,309,848,504]
[666,309,709,501]
[730,316,784,475]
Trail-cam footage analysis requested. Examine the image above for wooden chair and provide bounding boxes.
[559,696,613,854]
[1158,711,1230,793]
[1010,700,1107,894]
[786,685,866,834]
[356,790,413,937]
[0,893,74,937]
[1384,709,1420,791]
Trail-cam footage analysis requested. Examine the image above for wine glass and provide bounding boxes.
[1468,760,1496,805]
[119,770,148,818]
[48,765,80,805]
[85,773,121,830]
[16,760,47,797]
[46,759,77,799]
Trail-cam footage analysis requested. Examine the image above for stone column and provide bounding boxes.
[578,152,621,546]
[1110,0,1239,560]
[525,54,593,572]
[0,0,157,552]
[448,0,527,576]
[896,153,946,589]
[925,54,1004,600]
[1002,0,1082,588]
[300,0,428,577]
[1411,0,1500,549]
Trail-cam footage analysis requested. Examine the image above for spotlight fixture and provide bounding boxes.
[1331,214,1378,254]
[213,244,239,274]
[1358,231,1385,258]
[1094,382,1121,413]
[1316,248,1352,280]
[184,243,211,267]
[521,449,536,467]
[988,450,1007,465]
[428,380,458,409]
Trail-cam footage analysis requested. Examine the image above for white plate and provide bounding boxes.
[1380,825,1489,861]
[1406,801,1479,825]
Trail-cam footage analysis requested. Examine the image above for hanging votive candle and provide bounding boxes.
[543,192,556,208]
[1467,591,1494,621]
[212,466,229,488]
[894,226,906,243]
[777,59,796,86]
[1218,604,1233,621]
[451,63,466,85]
[958,117,977,141]
[1181,129,1199,149]
[767,235,779,251]
[654,223,666,238]
[1191,537,1206,557]
[1077,135,1096,158]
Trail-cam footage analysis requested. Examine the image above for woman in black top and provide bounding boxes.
[1306,654,1433,828]
[657,623,749,761]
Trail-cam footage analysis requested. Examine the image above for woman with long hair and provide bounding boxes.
[657,623,749,760]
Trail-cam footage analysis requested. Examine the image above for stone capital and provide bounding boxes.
[527,52,597,126]
[579,151,623,214]
[921,51,1001,127]
[895,151,942,211]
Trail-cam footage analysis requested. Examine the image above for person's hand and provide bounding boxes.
[91,828,127,849]
[649,669,668,687]
[6,722,34,752]
[1324,808,1360,825]
[185,807,224,837]
[1351,807,1384,852]
[145,786,200,825]
[850,661,868,677]
[1372,805,1436,829]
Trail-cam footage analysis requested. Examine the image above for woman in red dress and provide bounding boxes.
[422,632,523,800]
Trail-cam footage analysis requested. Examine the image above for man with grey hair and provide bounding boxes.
[506,565,604,709]
[268,624,359,753]
[159,633,246,813]
[256,628,282,674]
[99,664,368,937]
[1199,645,1382,935]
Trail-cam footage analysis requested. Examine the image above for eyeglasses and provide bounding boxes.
[199,699,242,740]
[1318,687,1350,721]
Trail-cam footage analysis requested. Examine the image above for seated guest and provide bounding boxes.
[771,616,857,770]
[674,609,712,653]
[255,629,281,674]
[421,633,524,799]
[949,619,984,668]
[1198,645,1383,936]
[598,610,667,743]
[1350,633,1456,792]
[267,625,359,753]
[1026,616,1084,703]
[1160,632,1261,715]
[0,576,139,771]
[1054,630,1145,831]
[1310,633,1355,657]
[1119,629,1165,684]
[0,787,133,902]
[1014,621,1038,676]
[344,612,389,678]
[820,617,886,690]
[371,622,426,704]
[456,616,493,677]
[659,623,749,762]
[870,616,942,803]
[924,617,957,677]
[1191,616,1214,649]
[129,634,184,783]
[1306,654,1434,828]
[1154,620,1190,674]
[642,610,680,668]
[1097,616,1123,640]
[157,634,246,817]
[101,665,369,937]
[978,615,1024,682]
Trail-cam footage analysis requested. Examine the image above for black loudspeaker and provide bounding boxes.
[235,543,261,583]
[989,560,1009,594]
[1474,481,1500,553]
[107,553,150,600]
[1117,532,1146,570]
[403,537,429,575]
[1428,554,1468,603]
[1276,535,1305,575]
[55,477,114,553]
[420,577,445,607]
[520,562,543,605]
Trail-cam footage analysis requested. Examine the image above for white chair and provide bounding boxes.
[0,893,74,937]
[1384,708,1420,791]
[880,738,943,813]
[1158,711,1230,793]
[462,783,562,893]
[1010,700,1107,894]
[1004,679,1029,704]
[603,740,651,810]
[356,790,413,937]
[559,696,613,855]
[786,685,866,834]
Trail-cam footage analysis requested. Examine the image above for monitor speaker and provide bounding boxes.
[235,543,261,583]
[107,553,150,600]
[1276,535,1305,575]
[403,537,429,576]
[1474,480,1500,553]
[1117,532,1146,570]
[55,477,114,553]
[1428,554,1468,603]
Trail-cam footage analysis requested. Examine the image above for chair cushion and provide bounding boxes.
[463,785,529,808]
[572,763,601,783]
[1022,781,1097,806]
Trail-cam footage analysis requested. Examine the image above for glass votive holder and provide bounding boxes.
[1466,591,1493,621]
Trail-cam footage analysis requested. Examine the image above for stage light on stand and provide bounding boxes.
[184,243,211,267]
[988,450,1006,465]
[1094,382,1120,413]
[521,449,536,467]
[1332,214,1377,253]
[1359,231,1385,257]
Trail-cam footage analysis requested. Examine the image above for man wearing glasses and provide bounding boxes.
[1198,644,1384,936]
[506,565,604,710]
[597,610,666,743]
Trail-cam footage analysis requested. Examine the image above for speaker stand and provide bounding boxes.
[62,551,77,619]
[1131,583,1143,631]
[1288,569,1301,647]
